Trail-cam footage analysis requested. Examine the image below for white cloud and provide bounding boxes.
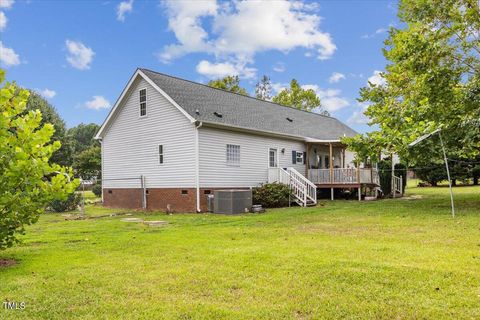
[0,11,7,31]
[36,88,56,99]
[271,82,288,94]
[361,26,390,39]
[328,72,345,83]
[160,0,336,76]
[196,60,256,79]
[83,96,111,110]
[0,0,14,9]
[273,62,285,73]
[367,70,386,86]
[116,0,133,22]
[0,41,20,66]
[301,85,350,112]
[348,104,369,125]
[65,39,95,70]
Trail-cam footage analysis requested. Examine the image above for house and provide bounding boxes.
[95,68,379,212]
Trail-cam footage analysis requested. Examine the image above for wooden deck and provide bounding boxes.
[307,168,380,186]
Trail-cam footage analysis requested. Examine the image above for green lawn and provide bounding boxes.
[1,186,479,319]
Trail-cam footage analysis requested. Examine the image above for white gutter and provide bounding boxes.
[200,121,344,144]
[195,121,203,212]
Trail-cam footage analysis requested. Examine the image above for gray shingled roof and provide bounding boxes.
[141,68,357,141]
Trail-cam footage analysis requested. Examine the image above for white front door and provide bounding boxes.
[269,148,278,167]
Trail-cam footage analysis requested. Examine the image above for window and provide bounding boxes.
[296,151,303,164]
[139,88,147,117]
[269,148,278,167]
[226,144,240,166]
[181,190,188,195]
[292,150,306,164]
[325,155,330,169]
[158,145,164,164]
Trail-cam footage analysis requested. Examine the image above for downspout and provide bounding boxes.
[195,121,203,212]
[99,139,104,203]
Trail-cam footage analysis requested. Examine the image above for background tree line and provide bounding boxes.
[26,91,101,181]
[207,74,328,115]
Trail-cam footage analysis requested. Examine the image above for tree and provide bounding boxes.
[255,75,272,100]
[207,76,249,95]
[345,0,480,166]
[0,70,79,250]
[68,123,100,154]
[272,79,327,115]
[73,146,101,180]
[26,90,73,167]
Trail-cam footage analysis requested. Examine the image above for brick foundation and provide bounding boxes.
[103,187,250,213]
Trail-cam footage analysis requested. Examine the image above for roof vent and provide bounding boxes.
[213,112,223,118]
[286,117,293,122]
[195,109,200,115]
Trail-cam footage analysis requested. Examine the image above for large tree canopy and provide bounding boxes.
[68,123,100,154]
[68,123,101,179]
[344,0,480,164]
[207,76,249,96]
[0,70,79,250]
[26,90,73,166]
[272,79,327,115]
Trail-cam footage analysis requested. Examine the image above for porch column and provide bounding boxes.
[305,143,309,177]
[356,160,360,183]
[329,143,333,183]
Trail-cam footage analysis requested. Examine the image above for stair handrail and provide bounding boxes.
[287,167,317,204]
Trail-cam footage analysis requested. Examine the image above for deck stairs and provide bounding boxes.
[268,167,317,207]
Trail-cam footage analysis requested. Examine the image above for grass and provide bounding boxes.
[1,185,479,319]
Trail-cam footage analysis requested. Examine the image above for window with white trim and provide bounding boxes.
[158,145,164,164]
[226,144,240,166]
[139,88,147,117]
[296,151,303,164]
[269,148,278,167]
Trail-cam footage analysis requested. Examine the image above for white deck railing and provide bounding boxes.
[308,168,380,185]
[392,174,403,197]
[267,167,317,207]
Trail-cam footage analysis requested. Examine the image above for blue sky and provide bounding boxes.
[1,0,398,132]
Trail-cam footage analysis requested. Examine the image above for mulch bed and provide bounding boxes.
[0,259,17,268]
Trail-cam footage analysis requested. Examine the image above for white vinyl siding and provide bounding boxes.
[102,77,195,188]
[198,126,306,187]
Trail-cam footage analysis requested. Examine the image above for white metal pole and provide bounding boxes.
[439,132,455,218]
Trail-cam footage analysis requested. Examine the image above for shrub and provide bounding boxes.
[252,183,291,208]
[378,160,392,197]
[92,184,102,197]
[416,162,446,186]
[49,192,82,212]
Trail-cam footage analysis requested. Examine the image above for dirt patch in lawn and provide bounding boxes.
[0,259,17,268]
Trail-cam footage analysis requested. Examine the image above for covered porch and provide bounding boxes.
[304,140,380,200]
